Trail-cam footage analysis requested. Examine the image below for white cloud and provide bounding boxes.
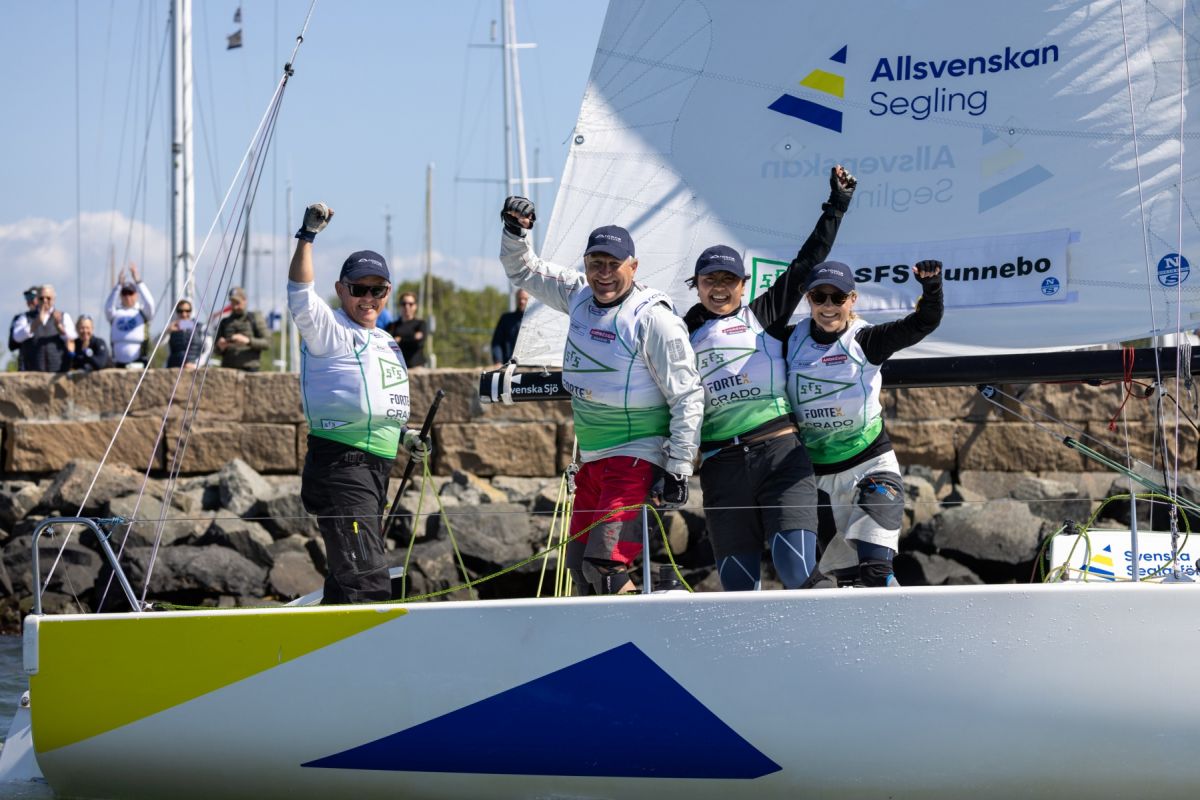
[0,211,512,369]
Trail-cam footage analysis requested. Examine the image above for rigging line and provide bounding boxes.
[450,0,485,272]
[1170,4,1189,498]
[980,385,1159,473]
[104,1,149,280]
[195,0,227,210]
[141,104,287,603]
[44,76,292,597]
[1118,0,1167,431]
[117,15,172,275]
[75,0,82,314]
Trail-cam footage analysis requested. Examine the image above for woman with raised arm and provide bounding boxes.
[682,166,856,591]
[785,259,943,588]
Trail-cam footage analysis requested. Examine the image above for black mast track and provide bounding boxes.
[479,346,1200,403]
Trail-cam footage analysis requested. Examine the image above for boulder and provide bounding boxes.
[258,493,320,540]
[106,494,197,548]
[439,470,509,504]
[2,534,102,598]
[217,459,275,516]
[200,518,276,568]
[490,476,551,503]
[123,545,267,597]
[36,459,147,517]
[931,499,1049,565]
[1009,476,1093,524]
[896,551,983,586]
[267,550,324,599]
[904,474,939,529]
[0,481,42,529]
[431,503,533,573]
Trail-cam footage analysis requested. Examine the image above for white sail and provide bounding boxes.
[515,0,1199,365]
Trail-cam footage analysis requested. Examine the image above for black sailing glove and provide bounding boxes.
[295,203,333,242]
[501,196,536,237]
[825,165,857,214]
[914,259,943,290]
[649,467,688,509]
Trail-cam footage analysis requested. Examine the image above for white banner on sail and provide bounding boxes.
[514,0,1198,366]
[747,229,1073,314]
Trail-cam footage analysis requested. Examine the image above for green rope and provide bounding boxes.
[1039,492,1193,583]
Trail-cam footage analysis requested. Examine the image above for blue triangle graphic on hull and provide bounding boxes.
[303,642,782,779]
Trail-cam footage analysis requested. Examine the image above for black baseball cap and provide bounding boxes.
[583,225,635,262]
[693,245,745,279]
[340,250,391,282]
[805,261,856,293]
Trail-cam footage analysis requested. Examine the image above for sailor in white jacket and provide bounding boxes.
[499,197,703,595]
[105,263,156,367]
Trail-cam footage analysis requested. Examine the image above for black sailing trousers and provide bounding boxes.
[301,435,392,604]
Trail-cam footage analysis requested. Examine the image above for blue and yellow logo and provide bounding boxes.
[769,46,847,132]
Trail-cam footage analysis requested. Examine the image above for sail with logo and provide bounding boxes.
[514,0,1198,366]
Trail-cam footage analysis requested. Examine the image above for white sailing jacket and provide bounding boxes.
[500,230,702,475]
[288,281,410,459]
[785,318,883,465]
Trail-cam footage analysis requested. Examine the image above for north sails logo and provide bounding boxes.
[768,45,847,133]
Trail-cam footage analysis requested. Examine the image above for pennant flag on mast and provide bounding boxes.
[234,6,242,23]
[227,29,243,50]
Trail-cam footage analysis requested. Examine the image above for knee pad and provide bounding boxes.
[718,553,761,592]
[770,529,818,590]
[581,557,631,595]
[855,472,904,530]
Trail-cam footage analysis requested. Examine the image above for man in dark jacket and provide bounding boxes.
[490,289,528,366]
[215,287,269,371]
[9,286,40,370]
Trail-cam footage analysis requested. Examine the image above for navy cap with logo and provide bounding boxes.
[693,244,745,279]
[340,250,391,283]
[805,261,856,293]
[583,225,635,263]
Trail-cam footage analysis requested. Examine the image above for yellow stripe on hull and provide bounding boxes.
[30,606,405,753]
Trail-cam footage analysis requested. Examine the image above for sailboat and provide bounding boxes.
[5,1,1200,798]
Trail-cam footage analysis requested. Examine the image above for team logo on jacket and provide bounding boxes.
[590,328,616,343]
[821,354,848,365]
[721,325,747,335]
[588,304,607,317]
[380,359,407,389]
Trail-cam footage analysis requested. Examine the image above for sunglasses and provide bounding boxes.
[808,290,851,306]
[37,296,53,301]
[400,301,416,306]
[178,307,193,314]
[341,282,389,299]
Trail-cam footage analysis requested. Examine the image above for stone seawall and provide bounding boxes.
[1,370,1198,631]
[0,370,1193,478]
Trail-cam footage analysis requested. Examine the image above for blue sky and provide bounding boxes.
[0,0,607,363]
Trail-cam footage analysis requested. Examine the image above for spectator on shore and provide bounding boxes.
[11,284,75,372]
[9,286,40,371]
[490,289,529,366]
[166,299,204,370]
[106,263,156,369]
[387,291,427,368]
[215,287,269,371]
[71,315,111,372]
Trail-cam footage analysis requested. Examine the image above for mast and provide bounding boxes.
[170,0,195,309]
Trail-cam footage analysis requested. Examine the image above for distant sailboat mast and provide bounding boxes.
[170,0,195,311]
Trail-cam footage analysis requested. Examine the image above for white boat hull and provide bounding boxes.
[21,582,1200,799]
